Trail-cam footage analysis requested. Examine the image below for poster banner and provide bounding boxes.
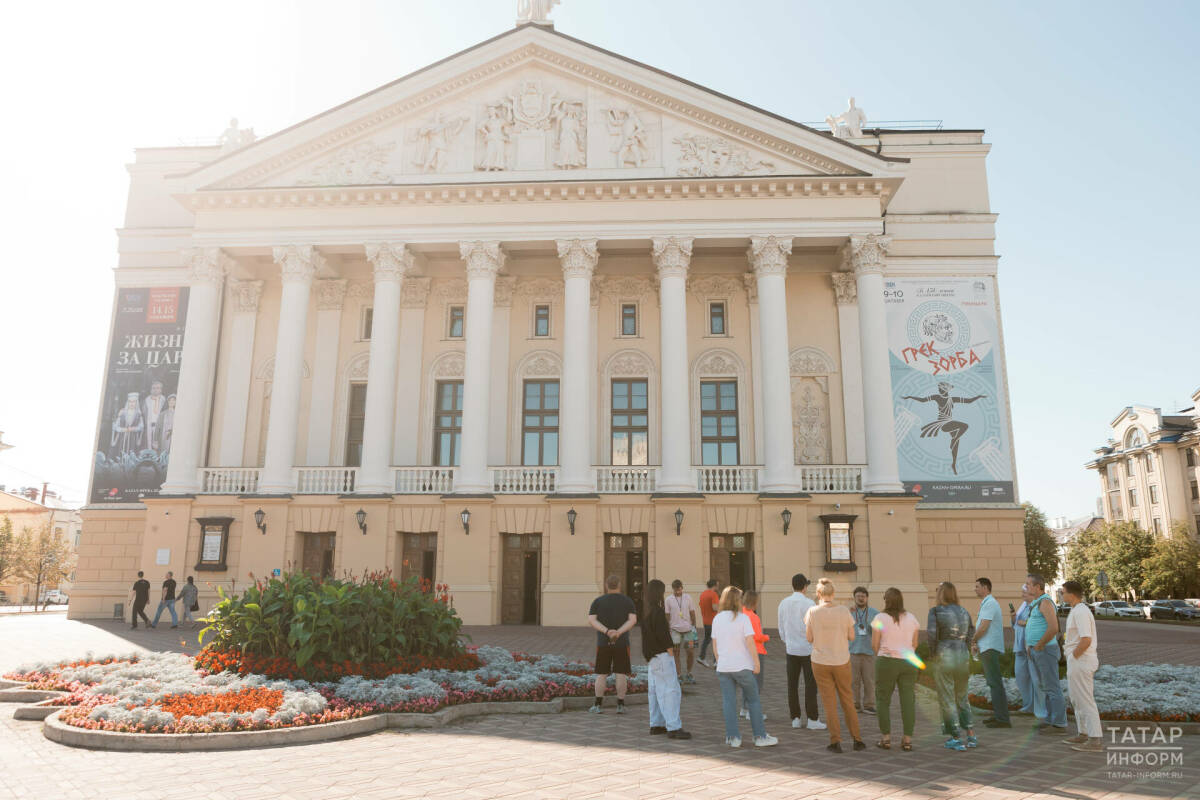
[89,287,189,504]
[886,277,1014,503]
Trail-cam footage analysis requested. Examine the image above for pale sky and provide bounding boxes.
[1,0,1197,519]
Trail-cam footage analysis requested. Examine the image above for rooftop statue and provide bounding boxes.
[516,0,559,26]
[826,97,867,139]
[218,117,256,153]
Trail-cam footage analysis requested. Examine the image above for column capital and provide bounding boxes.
[651,236,693,280]
[315,279,348,310]
[364,242,415,283]
[272,244,325,283]
[844,234,892,276]
[555,238,599,280]
[831,272,858,305]
[747,235,793,277]
[183,247,232,286]
[229,279,264,313]
[459,240,506,278]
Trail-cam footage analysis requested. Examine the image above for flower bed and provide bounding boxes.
[193,647,483,681]
[966,663,1200,723]
[4,646,646,735]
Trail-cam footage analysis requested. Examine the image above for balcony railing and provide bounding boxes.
[595,466,658,493]
[198,467,260,494]
[295,467,356,494]
[490,466,558,494]
[798,465,864,493]
[393,467,456,494]
[698,466,762,493]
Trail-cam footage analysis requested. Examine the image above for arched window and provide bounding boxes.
[1124,427,1145,448]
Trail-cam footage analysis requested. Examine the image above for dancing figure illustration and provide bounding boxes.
[901,382,986,474]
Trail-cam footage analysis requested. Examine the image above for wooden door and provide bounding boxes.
[302,533,336,578]
[501,535,525,624]
[399,533,437,585]
[603,534,647,617]
[710,534,754,592]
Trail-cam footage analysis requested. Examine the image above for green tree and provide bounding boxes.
[1094,522,1155,600]
[1065,524,1102,598]
[1023,503,1060,582]
[16,523,76,611]
[1141,524,1200,599]
[0,516,16,591]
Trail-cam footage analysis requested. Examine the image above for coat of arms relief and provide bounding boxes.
[477,79,587,172]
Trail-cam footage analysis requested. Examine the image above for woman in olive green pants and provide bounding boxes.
[872,588,922,750]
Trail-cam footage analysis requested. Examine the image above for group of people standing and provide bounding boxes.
[129,570,200,630]
[586,570,1104,754]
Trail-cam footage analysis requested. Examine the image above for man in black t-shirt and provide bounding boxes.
[587,574,637,714]
[151,571,178,629]
[130,571,151,629]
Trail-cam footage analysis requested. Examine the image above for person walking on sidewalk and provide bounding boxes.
[179,576,200,628]
[641,578,691,739]
[778,573,825,731]
[1025,572,1069,736]
[805,579,865,753]
[848,587,878,715]
[712,586,777,748]
[150,571,178,629]
[665,579,698,684]
[1061,580,1103,752]
[697,579,720,667]
[872,587,921,751]
[740,591,770,720]
[1012,583,1047,722]
[129,571,151,629]
[928,581,977,751]
[587,574,638,714]
[974,577,1010,728]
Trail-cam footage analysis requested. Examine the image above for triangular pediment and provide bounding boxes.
[187,25,904,192]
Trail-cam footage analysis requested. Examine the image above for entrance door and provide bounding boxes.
[709,533,755,592]
[301,532,336,579]
[398,533,437,586]
[502,534,542,624]
[603,534,647,617]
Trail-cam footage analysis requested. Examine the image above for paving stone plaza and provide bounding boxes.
[2,613,1197,800]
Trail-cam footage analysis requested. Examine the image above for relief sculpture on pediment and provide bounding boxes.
[412,112,470,173]
[605,106,651,168]
[298,140,397,186]
[674,133,776,178]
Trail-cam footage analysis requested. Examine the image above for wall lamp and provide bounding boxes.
[460,508,471,535]
[253,508,266,536]
[567,507,577,535]
[781,508,792,536]
[674,508,684,536]
[355,508,367,535]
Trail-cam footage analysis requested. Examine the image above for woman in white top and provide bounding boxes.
[711,586,778,748]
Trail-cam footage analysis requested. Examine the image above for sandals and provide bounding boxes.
[876,738,891,750]
[901,739,913,751]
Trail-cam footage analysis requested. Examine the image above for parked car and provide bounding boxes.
[1148,600,1200,621]
[1185,599,1200,608]
[1094,600,1143,619]
[39,590,69,605]
[1056,602,1072,616]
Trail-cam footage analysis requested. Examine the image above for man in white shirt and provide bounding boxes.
[1062,580,1102,751]
[665,579,698,684]
[777,573,825,730]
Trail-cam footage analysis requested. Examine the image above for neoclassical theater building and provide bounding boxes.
[75,17,1024,626]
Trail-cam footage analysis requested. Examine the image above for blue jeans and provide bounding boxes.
[979,649,1009,723]
[647,652,683,731]
[152,599,177,627]
[1028,642,1067,727]
[1013,647,1046,719]
[718,669,765,740]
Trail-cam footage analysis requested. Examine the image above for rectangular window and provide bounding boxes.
[448,306,465,338]
[700,380,739,465]
[1105,462,1118,487]
[1145,453,1155,473]
[611,379,649,466]
[1128,487,1138,508]
[709,301,726,335]
[1108,491,1122,519]
[360,306,374,340]
[534,304,551,337]
[620,303,638,336]
[433,381,464,467]
[1126,459,1135,477]
[522,380,559,466]
[1152,517,1163,535]
[1192,480,1199,501]
[1150,484,1160,505]
[344,382,367,467]
[1188,449,1197,467]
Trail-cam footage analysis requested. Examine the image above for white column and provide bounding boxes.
[357,243,412,493]
[456,241,505,493]
[162,247,230,494]
[216,279,263,466]
[832,273,867,464]
[260,245,323,494]
[749,236,801,493]
[589,285,599,467]
[304,279,346,466]
[556,239,599,493]
[744,274,765,465]
[488,277,515,466]
[847,234,902,492]
[392,278,430,465]
[652,236,694,493]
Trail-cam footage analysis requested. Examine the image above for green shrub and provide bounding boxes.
[201,571,466,669]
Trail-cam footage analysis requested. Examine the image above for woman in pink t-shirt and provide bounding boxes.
[871,587,922,751]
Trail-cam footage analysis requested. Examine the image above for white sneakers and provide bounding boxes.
[755,735,779,747]
[792,717,804,728]
[807,719,827,730]
[740,709,768,720]
[726,736,742,748]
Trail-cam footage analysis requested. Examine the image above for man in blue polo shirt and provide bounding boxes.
[974,577,1010,727]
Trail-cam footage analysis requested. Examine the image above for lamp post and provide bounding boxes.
[460,508,471,535]
[674,508,684,536]
[355,508,367,535]
[781,508,792,535]
[253,508,266,535]
[566,507,577,535]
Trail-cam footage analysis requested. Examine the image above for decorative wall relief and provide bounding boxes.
[297,141,396,185]
[687,274,743,297]
[411,112,470,173]
[604,106,651,167]
[793,377,831,464]
[674,133,776,177]
[476,80,586,172]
